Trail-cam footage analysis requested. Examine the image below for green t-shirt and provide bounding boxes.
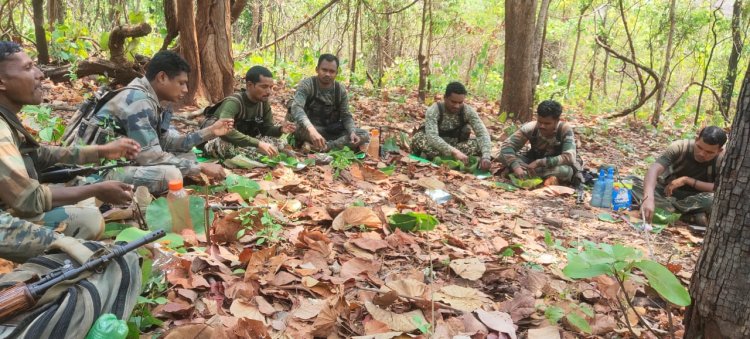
[215,91,282,147]
[655,139,723,191]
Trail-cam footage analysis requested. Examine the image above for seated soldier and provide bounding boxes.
[76,51,234,194]
[0,41,138,240]
[201,66,295,160]
[289,54,369,152]
[0,211,140,338]
[410,82,492,170]
[499,100,580,185]
[632,126,726,227]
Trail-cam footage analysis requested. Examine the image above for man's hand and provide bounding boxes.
[525,159,545,171]
[98,138,141,160]
[199,163,227,180]
[281,122,296,134]
[665,176,689,197]
[479,158,492,171]
[512,166,528,178]
[450,148,469,163]
[641,196,655,223]
[257,141,279,157]
[209,119,235,137]
[307,126,327,150]
[93,181,133,205]
[350,131,361,145]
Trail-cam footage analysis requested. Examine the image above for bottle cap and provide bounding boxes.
[168,180,183,191]
[370,129,380,137]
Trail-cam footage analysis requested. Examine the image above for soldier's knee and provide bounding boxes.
[356,129,370,145]
[65,207,104,240]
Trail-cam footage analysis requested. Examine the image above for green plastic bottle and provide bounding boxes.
[85,313,128,339]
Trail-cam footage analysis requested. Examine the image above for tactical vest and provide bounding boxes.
[286,76,343,129]
[0,105,40,180]
[418,103,469,140]
[661,141,720,184]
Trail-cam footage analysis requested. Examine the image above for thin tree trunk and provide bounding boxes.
[684,58,750,339]
[720,0,743,121]
[31,0,49,65]
[566,3,590,91]
[417,0,429,102]
[531,0,551,91]
[350,0,360,83]
[695,5,722,125]
[47,0,64,29]
[651,0,677,126]
[161,0,178,51]
[500,0,537,122]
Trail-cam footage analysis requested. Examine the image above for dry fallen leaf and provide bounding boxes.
[384,278,427,298]
[475,309,517,339]
[364,301,427,332]
[433,285,492,312]
[229,299,266,324]
[449,257,486,281]
[331,206,382,231]
[293,297,327,320]
[527,326,561,339]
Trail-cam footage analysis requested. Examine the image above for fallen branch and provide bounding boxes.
[256,0,340,51]
[596,36,660,119]
[43,58,144,85]
[109,22,152,64]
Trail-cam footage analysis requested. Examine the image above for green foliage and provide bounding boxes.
[545,304,593,333]
[116,227,185,250]
[236,209,285,246]
[653,208,681,225]
[494,182,518,192]
[562,243,691,306]
[128,258,166,336]
[20,105,65,143]
[48,22,93,64]
[329,147,361,177]
[388,212,439,232]
[260,153,313,168]
[225,173,262,199]
[509,175,543,190]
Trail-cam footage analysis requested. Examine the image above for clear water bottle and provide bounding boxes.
[85,313,128,339]
[602,168,615,209]
[590,168,606,207]
[167,179,192,233]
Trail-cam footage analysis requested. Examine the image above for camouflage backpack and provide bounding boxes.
[61,86,137,147]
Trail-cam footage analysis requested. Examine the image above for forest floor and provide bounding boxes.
[29,80,705,338]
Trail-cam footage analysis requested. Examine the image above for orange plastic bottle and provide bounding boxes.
[166,179,192,233]
[367,129,380,160]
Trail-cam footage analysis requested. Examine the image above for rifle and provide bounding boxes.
[0,229,165,321]
[39,161,133,184]
[575,183,585,205]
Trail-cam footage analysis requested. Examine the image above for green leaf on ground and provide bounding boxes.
[225,173,261,199]
[597,213,621,223]
[382,137,400,153]
[494,182,518,191]
[379,164,396,175]
[104,222,132,238]
[116,227,185,249]
[566,313,592,333]
[634,260,691,306]
[509,174,543,189]
[388,212,439,232]
[653,208,681,225]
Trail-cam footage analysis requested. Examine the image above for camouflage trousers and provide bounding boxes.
[514,153,574,183]
[103,152,194,195]
[628,176,713,215]
[410,130,481,160]
[22,205,105,244]
[202,136,288,160]
[0,212,62,262]
[294,125,370,151]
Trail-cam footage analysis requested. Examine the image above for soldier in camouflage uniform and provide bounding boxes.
[410,82,492,171]
[202,66,295,160]
[633,126,726,227]
[499,100,580,184]
[289,54,369,152]
[0,41,139,241]
[75,51,235,194]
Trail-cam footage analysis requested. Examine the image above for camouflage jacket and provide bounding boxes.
[0,105,99,216]
[422,103,492,159]
[499,121,577,170]
[214,91,282,147]
[0,212,62,262]
[94,77,217,176]
[289,76,355,133]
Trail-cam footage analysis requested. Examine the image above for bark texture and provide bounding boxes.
[500,0,537,122]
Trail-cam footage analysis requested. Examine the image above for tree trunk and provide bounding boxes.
[31,0,49,65]
[176,0,205,105]
[230,0,247,23]
[196,0,235,103]
[695,5,723,125]
[651,0,677,126]
[500,0,537,122]
[684,59,750,339]
[531,0,551,90]
[720,0,743,121]
[350,0,360,83]
[566,2,590,92]
[417,0,429,102]
[249,0,263,47]
[161,0,178,51]
[47,0,64,28]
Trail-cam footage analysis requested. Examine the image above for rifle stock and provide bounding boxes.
[0,229,165,321]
